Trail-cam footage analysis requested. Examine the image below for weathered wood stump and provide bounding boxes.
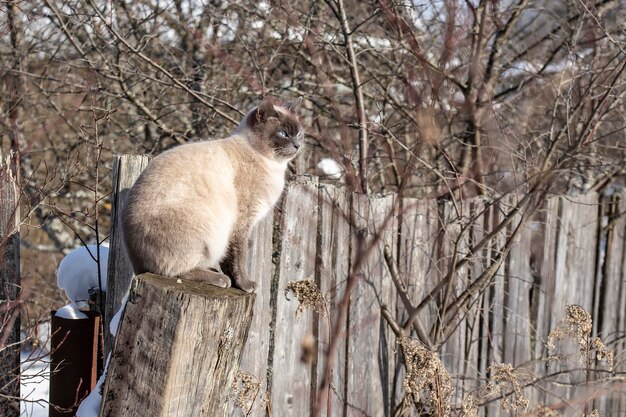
[101,273,255,417]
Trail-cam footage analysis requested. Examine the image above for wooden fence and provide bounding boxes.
[107,157,626,417]
[236,180,625,416]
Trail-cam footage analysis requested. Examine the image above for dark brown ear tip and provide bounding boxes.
[260,96,275,109]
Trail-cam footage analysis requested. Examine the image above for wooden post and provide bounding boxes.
[49,311,102,417]
[101,273,255,417]
[105,154,151,355]
[0,160,20,417]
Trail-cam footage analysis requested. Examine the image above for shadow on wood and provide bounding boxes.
[101,273,255,417]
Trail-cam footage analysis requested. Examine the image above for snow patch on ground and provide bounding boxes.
[21,349,50,417]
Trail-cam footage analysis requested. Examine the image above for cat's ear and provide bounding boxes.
[255,96,277,124]
[286,96,303,113]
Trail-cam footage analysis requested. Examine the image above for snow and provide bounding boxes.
[109,293,128,337]
[75,354,110,417]
[317,158,343,180]
[57,244,109,308]
[54,303,89,320]
[20,322,51,417]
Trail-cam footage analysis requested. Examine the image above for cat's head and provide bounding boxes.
[237,96,304,161]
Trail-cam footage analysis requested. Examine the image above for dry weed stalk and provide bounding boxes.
[398,336,452,417]
[285,279,327,319]
[546,304,614,370]
[232,371,265,417]
[485,363,530,411]
[546,305,592,358]
[459,394,479,417]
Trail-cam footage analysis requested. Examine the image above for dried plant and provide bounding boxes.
[546,305,593,359]
[398,336,451,417]
[484,363,530,411]
[546,304,613,370]
[284,279,327,319]
[231,371,263,416]
[590,337,614,372]
[459,394,479,417]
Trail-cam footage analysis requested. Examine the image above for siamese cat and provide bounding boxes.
[122,96,303,292]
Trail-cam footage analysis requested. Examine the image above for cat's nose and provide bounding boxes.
[293,142,301,149]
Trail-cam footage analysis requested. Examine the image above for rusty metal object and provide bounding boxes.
[49,310,102,417]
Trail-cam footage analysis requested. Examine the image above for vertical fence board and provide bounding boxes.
[0,163,20,417]
[616,193,626,415]
[478,200,507,417]
[105,154,151,355]
[397,197,439,410]
[399,198,439,331]
[503,216,533,367]
[539,194,600,412]
[270,178,319,417]
[438,199,472,408]
[594,191,626,413]
[598,192,625,343]
[346,194,396,416]
[316,184,350,416]
[462,199,487,399]
[230,213,275,417]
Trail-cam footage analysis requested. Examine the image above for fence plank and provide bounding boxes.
[615,193,626,415]
[398,198,439,331]
[503,212,533,367]
[316,184,351,416]
[438,199,472,408]
[0,162,20,417]
[230,213,275,417]
[396,197,439,409]
[346,193,397,416]
[594,191,626,413]
[542,193,600,412]
[270,177,320,417]
[105,154,151,355]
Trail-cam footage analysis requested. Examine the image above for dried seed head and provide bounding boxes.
[591,337,614,371]
[285,279,327,319]
[232,371,262,412]
[398,337,452,417]
[460,394,479,417]
[485,363,530,411]
[546,304,592,359]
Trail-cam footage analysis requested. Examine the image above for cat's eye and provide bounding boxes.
[278,130,289,139]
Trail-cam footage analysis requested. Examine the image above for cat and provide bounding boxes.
[122,96,303,292]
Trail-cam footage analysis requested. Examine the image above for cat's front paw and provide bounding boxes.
[220,259,256,292]
[232,274,256,293]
